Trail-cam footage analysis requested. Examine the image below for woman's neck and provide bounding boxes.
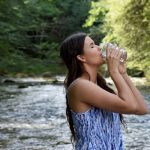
[81,65,98,84]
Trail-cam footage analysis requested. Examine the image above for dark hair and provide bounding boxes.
[60,32,125,143]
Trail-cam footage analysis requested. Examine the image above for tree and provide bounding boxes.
[0,0,91,75]
[83,0,108,44]
[84,0,150,79]
[103,0,150,79]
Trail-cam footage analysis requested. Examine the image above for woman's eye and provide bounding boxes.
[90,43,95,48]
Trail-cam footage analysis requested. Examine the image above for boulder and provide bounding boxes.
[42,72,52,78]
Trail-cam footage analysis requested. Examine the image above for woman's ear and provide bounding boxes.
[77,55,86,62]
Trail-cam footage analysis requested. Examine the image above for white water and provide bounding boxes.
[0,79,150,150]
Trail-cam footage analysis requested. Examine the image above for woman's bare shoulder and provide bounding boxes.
[68,78,91,92]
[67,78,96,103]
[67,78,92,112]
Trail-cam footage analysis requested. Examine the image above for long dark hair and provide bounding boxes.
[60,32,125,143]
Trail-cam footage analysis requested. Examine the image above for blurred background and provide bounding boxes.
[0,0,150,149]
[0,0,149,79]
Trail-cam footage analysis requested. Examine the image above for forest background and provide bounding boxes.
[0,0,149,82]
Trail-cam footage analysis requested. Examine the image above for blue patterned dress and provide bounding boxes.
[71,107,123,150]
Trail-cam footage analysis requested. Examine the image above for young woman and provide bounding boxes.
[60,32,148,150]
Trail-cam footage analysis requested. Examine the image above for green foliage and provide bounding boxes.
[83,0,107,43]
[0,0,149,79]
[0,0,91,76]
[103,0,150,73]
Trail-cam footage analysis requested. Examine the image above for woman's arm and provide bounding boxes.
[68,48,140,114]
[108,70,139,112]
[118,62,148,114]
[68,74,138,114]
[121,73,148,114]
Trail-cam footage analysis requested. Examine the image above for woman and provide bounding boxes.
[60,32,148,150]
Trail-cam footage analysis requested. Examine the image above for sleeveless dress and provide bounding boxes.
[71,107,123,150]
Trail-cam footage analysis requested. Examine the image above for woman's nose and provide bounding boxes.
[96,45,101,51]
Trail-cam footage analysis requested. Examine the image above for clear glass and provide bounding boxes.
[100,43,127,62]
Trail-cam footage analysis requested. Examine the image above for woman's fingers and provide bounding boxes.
[113,47,118,57]
[118,48,123,60]
[109,44,119,58]
[106,43,112,57]
[106,43,124,62]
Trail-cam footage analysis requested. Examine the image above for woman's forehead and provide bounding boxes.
[85,36,94,45]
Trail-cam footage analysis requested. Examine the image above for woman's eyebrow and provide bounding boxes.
[89,42,94,46]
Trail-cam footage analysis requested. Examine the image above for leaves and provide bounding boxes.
[102,0,150,78]
[0,0,149,78]
[0,0,91,75]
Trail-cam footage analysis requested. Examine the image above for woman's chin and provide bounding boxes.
[97,61,104,67]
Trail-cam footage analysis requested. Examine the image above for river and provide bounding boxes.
[0,77,150,150]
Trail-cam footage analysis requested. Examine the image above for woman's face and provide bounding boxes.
[81,36,103,66]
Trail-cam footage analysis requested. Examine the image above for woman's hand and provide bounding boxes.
[118,61,127,75]
[106,44,122,75]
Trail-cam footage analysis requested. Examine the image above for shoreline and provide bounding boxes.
[0,76,149,87]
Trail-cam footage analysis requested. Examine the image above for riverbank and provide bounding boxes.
[0,75,150,86]
[0,76,149,94]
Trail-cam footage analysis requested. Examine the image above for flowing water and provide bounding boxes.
[0,77,150,150]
